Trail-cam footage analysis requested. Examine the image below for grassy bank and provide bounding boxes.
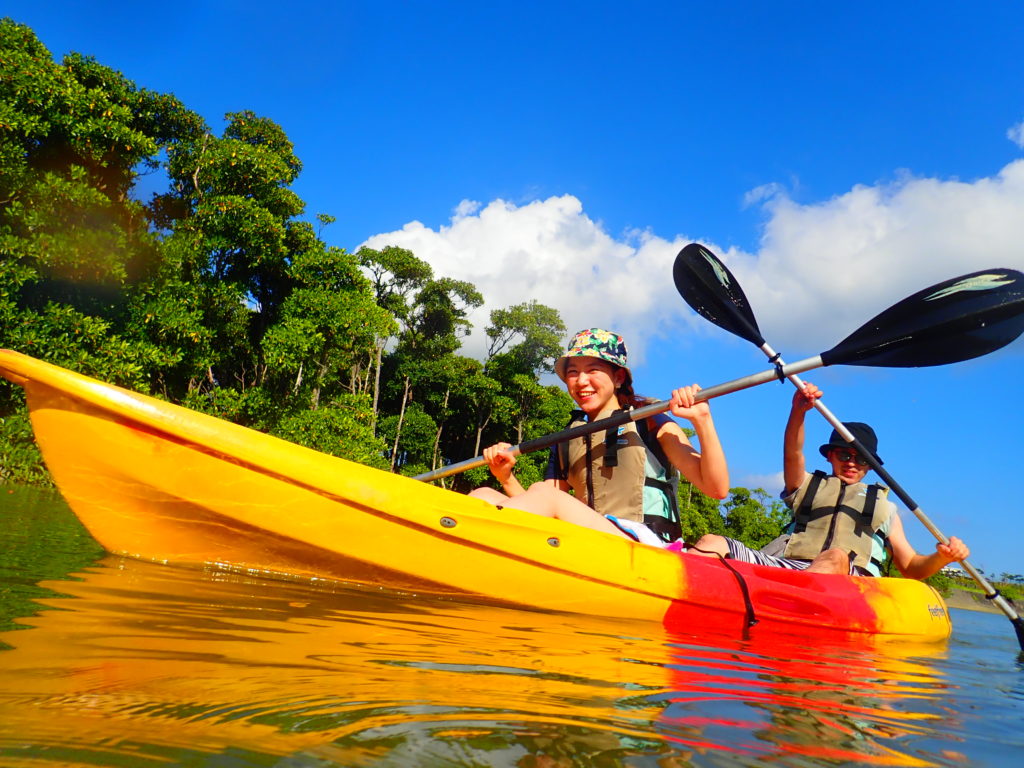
[938,577,1023,615]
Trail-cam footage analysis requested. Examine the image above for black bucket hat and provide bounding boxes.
[818,422,882,465]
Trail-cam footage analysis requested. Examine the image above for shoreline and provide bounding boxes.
[944,587,1022,615]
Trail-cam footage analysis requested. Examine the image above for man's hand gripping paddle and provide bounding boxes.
[673,242,1024,652]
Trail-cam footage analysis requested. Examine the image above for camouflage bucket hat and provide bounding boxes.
[554,328,632,386]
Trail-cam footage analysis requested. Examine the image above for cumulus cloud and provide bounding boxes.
[732,159,1024,351]
[742,182,785,207]
[360,159,1024,363]
[741,471,785,494]
[1008,120,1024,149]
[359,195,696,366]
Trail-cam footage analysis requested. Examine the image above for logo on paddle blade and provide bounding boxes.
[699,247,731,289]
[924,273,1015,301]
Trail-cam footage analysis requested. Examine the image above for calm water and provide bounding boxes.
[1,486,1022,767]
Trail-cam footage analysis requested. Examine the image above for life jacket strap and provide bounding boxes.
[792,470,828,533]
[602,409,626,467]
[583,431,596,509]
[850,483,880,537]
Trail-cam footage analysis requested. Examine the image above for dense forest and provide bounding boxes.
[0,18,789,546]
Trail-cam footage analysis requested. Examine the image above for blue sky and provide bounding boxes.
[7,2,1024,578]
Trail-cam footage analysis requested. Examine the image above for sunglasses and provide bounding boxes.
[832,449,869,467]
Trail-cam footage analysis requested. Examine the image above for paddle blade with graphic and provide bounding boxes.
[822,269,1024,368]
[673,243,765,346]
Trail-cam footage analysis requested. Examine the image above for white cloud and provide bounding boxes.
[360,159,1024,364]
[453,199,482,217]
[742,182,784,207]
[731,159,1024,351]
[1008,120,1024,149]
[359,195,695,366]
[741,471,785,494]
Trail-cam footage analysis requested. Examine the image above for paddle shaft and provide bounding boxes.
[413,354,825,482]
[759,340,1024,642]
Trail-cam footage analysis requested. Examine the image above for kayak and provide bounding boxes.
[0,349,952,642]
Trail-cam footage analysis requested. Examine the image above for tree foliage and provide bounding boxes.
[720,487,790,549]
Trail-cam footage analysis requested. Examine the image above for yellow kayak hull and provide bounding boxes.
[0,349,952,642]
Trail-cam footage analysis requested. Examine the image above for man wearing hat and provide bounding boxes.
[691,382,969,578]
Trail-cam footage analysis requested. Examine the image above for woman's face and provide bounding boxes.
[563,358,625,415]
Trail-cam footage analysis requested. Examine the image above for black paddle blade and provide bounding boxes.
[822,268,1024,368]
[673,243,765,346]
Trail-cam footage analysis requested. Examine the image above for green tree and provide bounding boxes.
[0,403,49,485]
[721,487,789,549]
[413,354,481,476]
[272,394,387,470]
[0,20,204,480]
[140,105,393,454]
[357,245,434,427]
[377,402,437,476]
[677,477,725,543]
[378,272,483,472]
[0,18,203,387]
[485,300,566,375]
[481,301,567,452]
[263,245,394,411]
[151,110,307,394]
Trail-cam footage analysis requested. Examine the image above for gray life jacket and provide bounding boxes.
[556,408,681,542]
[783,470,892,575]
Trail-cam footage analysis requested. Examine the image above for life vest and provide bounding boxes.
[782,471,892,576]
[556,408,681,542]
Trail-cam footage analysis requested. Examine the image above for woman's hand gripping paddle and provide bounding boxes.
[673,242,1024,651]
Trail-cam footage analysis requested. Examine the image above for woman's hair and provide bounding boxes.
[616,380,655,409]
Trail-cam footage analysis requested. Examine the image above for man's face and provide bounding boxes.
[828,447,870,485]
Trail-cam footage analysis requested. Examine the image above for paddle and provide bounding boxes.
[416,262,1024,490]
[673,242,1024,651]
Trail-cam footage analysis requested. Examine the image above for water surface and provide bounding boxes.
[1,486,1022,767]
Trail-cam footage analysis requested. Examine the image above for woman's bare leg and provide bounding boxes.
[497,485,631,539]
[468,486,509,504]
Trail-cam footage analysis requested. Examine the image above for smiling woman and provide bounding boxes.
[469,328,729,544]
